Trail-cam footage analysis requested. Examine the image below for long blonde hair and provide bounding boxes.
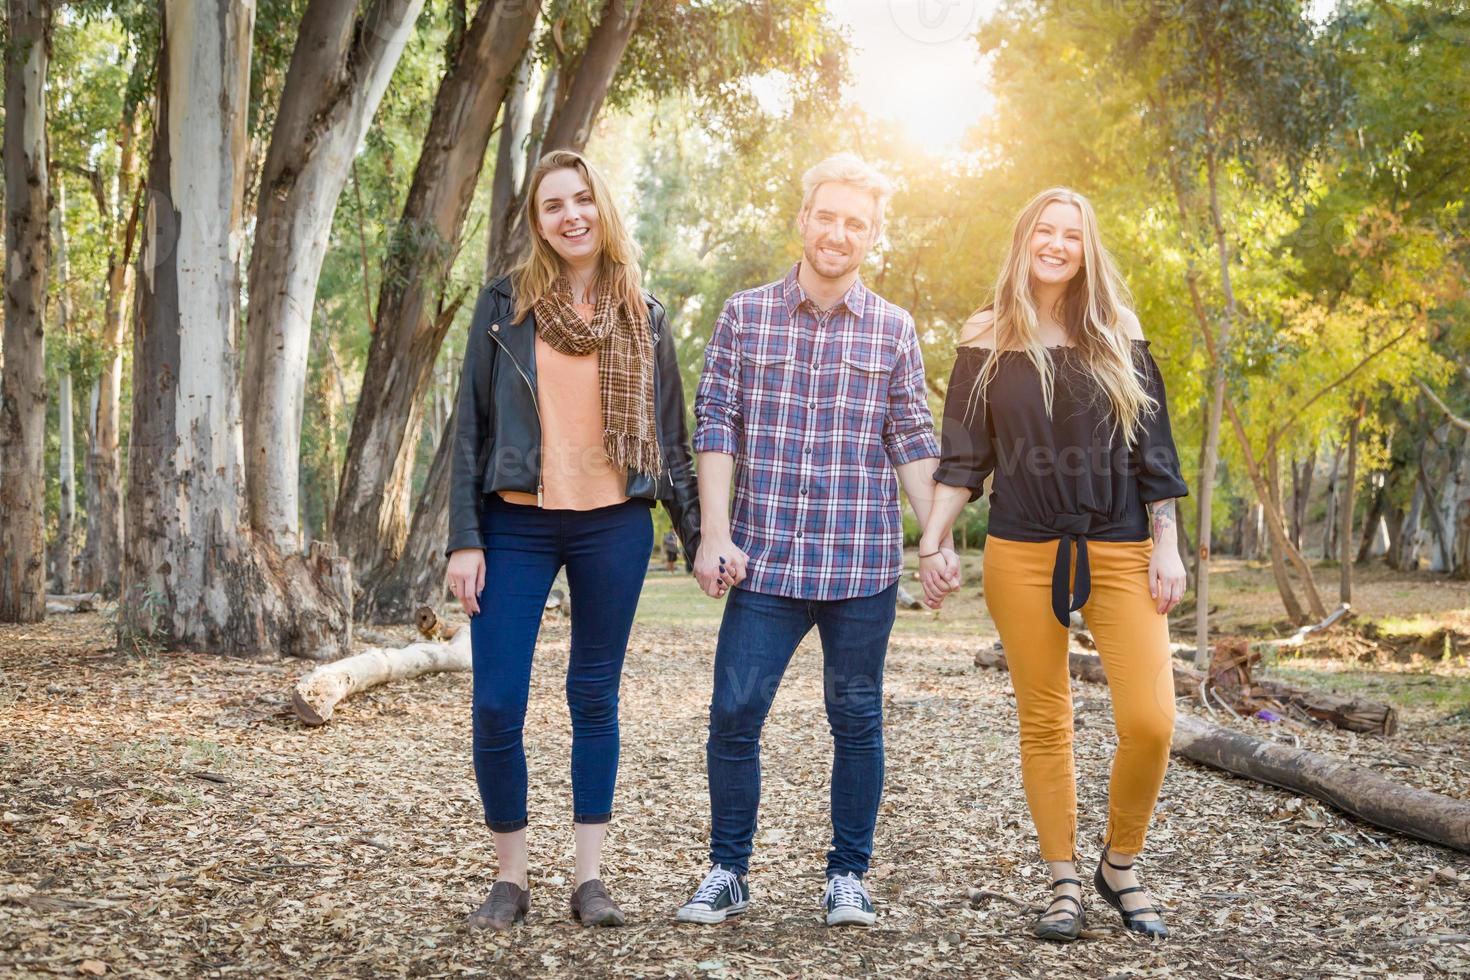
[967,187,1155,445]
[512,150,648,325]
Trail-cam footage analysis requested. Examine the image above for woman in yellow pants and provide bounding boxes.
[918,188,1188,941]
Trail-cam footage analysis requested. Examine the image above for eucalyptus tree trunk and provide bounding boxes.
[356,396,455,623]
[332,0,539,580]
[1395,477,1424,571]
[121,0,351,658]
[1290,450,1314,552]
[1265,455,1305,624]
[50,179,75,593]
[1321,442,1343,561]
[1446,431,1470,578]
[1339,398,1364,603]
[487,45,538,273]
[241,0,426,553]
[1182,137,1238,667]
[1,0,52,623]
[77,105,141,598]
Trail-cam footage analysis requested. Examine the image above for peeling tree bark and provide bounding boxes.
[1,0,52,623]
[333,0,539,580]
[241,0,426,553]
[121,0,352,659]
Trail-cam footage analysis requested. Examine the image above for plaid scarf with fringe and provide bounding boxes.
[533,276,662,477]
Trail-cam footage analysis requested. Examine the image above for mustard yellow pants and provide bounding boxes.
[983,535,1175,861]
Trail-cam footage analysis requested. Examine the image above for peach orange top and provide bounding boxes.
[499,303,630,510]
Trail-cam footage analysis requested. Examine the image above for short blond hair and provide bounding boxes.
[799,153,893,231]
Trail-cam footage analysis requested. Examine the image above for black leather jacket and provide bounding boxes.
[447,274,701,562]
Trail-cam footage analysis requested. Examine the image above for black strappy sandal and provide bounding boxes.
[1094,848,1168,939]
[1029,876,1086,942]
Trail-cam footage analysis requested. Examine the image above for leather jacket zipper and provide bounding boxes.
[487,327,544,507]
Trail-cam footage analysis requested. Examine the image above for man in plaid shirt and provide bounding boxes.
[675,155,958,929]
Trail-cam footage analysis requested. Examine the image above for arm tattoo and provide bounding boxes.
[1150,498,1176,542]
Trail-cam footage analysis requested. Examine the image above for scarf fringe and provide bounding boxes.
[604,430,664,479]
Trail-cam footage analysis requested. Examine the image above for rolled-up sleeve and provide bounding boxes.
[693,302,742,455]
[933,349,996,503]
[1133,341,1190,502]
[882,316,940,465]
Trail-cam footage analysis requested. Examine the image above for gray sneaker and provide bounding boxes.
[676,865,750,924]
[823,872,876,927]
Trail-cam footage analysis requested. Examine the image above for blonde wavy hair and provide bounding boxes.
[967,187,1155,445]
[512,150,648,324]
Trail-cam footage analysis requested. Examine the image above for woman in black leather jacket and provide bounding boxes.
[446,150,700,931]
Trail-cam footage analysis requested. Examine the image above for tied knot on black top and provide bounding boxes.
[1013,512,1094,628]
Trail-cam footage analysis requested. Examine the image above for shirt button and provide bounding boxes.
[804,447,812,455]
[800,487,808,495]
[808,401,815,409]
[796,531,804,539]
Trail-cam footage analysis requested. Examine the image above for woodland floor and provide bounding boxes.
[2,555,1468,979]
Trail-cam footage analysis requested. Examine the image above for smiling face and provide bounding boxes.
[534,166,601,268]
[797,182,880,282]
[1028,200,1085,288]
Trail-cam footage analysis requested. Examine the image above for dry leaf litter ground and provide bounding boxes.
[2,558,1468,979]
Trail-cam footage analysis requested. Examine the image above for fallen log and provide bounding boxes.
[975,645,1397,736]
[45,592,100,614]
[974,648,1469,854]
[293,625,470,726]
[1171,713,1470,854]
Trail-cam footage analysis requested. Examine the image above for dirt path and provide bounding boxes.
[2,607,1468,978]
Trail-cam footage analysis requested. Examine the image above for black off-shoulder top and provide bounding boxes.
[934,340,1189,625]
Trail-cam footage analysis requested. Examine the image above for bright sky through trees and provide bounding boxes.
[837,0,997,155]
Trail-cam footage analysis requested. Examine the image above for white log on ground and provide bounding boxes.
[45,592,100,613]
[293,625,470,726]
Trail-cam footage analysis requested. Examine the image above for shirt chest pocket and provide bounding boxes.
[739,334,795,397]
[836,345,890,412]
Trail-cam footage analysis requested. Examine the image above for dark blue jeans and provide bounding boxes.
[706,582,897,878]
[470,494,652,832]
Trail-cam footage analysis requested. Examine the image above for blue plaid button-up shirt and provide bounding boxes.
[693,265,940,601]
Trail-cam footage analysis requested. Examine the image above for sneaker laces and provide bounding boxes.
[691,867,738,906]
[825,873,868,908]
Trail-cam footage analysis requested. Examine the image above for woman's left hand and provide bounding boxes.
[1148,544,1187,616]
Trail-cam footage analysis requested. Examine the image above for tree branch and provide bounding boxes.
[1418,380,1470,433]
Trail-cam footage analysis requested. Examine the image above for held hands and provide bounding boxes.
[446,548,486,616]
[694,535,749,599]
[918,546,963,608]
[1149,544,1187,616]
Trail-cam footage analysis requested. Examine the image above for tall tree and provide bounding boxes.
[240,0,426,553]
[1126,0,1344,647]
[331,0,539,581]
[120,0,351,657]
[49,175,75,593]
[1,0,52,623]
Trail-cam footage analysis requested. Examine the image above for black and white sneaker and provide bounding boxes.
[823,872,876,927]
[676,865,750,924]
